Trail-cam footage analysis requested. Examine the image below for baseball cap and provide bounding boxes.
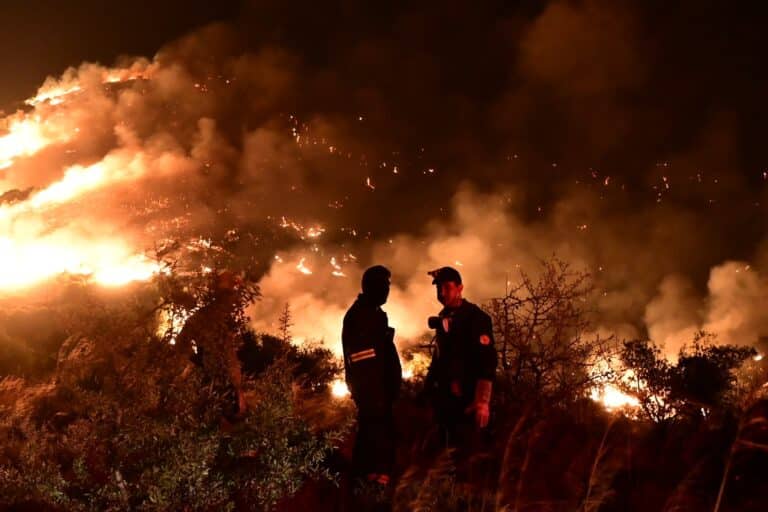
[428,266,462,285]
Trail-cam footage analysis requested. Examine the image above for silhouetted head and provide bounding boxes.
[428,266,463,307]
[361,265,391,306]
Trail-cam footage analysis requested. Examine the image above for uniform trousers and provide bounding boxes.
[352,399,396,476]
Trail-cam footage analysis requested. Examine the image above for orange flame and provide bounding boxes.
[330,379,350,398]
[0,116,70,169]
[590,384,640,411]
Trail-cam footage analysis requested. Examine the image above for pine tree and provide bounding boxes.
[278,303,293,343]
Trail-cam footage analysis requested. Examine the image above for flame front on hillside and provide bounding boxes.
[0,62,168,292]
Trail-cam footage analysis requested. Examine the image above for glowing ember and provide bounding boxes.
[296,257,313,275]
[330,379,350,398]
[400,352,430,381]
[590,384,640,411]
[754,353,763,361]
[157,306,193,345]
[306,226,325,238]
[330,257,346,277]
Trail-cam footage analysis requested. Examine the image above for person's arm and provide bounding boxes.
[466,312,497,428]
[343,308,385,401]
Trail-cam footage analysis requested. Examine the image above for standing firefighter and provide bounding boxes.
[175,270,247,423]
[342,265,402,486]
[424,266,497,448]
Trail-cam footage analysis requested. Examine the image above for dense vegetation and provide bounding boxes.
[0,259,766,511]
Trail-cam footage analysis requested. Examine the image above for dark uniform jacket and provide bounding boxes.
[342,294,402,405]
[427,299,497,405]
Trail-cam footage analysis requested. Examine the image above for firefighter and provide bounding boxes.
[175,270,247,423]
[342,265,402,485]
[424,266,497,448]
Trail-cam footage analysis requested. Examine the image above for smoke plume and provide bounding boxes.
[1,1,767,356]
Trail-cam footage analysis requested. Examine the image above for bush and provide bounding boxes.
[620,332,756,423]
[0,279,342,511]
[487,258,615,409]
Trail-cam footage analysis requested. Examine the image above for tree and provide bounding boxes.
[672,331,756,415]
[487,258,615,407]
[619,332,756,423]
[619,339,674,423]
[278,303,293,344]
[0,272,340,510]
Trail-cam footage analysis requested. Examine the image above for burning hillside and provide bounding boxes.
[1,2,768,510]
[0,18,767,412]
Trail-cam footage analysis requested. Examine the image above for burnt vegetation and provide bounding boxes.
[0,258,766,511]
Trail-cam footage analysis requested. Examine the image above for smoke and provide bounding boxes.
[704,262,768,347]
[252,186,768,355]
[0,1,766,358]
[644,275,702,354]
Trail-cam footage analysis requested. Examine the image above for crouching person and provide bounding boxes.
[342,265,402,487]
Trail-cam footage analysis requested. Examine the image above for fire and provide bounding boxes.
[0,124,165,290]
[25,61,155,107]
[0,236,160,290]
[330,257,346,277]
[588,360,645,413]
[0,146,164,291]
[157,306,193,344]
[26,84,83,107]
[27,162,109,208]
[0,54,192,295]
[0,60,173,293]
[0,116,69,169]
[90,256,160,287]
[296,257,313,275]
[401,351,430,381]
[590,384,640,411]
[330,379,350,398]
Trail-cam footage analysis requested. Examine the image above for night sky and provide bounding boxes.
[0,1,240,108]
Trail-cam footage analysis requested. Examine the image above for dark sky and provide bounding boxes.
[0,0,240,108]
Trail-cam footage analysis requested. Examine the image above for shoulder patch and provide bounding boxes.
[479,334,491,345]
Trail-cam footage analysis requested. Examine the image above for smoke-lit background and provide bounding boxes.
[1,0,767,356]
